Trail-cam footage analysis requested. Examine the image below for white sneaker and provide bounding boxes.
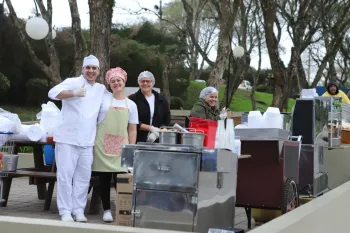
[73,213,88,223]
[103,210,113,222]
[61,213,74,222]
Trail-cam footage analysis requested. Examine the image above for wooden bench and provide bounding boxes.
[2,170,101,214]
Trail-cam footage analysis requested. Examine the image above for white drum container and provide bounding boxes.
[248,111,263,128]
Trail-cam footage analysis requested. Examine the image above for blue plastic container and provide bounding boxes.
[44,145,55,165]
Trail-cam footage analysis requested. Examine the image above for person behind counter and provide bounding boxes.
[48,55,107,222]
[92,67,138,222]
[322,80,350,104]
[190,87,228,120]
[129,71,171,143]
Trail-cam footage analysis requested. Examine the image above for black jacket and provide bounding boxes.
[129,89,171,142]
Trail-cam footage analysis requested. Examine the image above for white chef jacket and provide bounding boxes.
[48,76,106,147]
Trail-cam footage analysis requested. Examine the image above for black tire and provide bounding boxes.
[281,177,299,214]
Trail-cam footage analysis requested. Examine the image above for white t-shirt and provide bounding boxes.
[98,92,139,125]
[146,94,155,125]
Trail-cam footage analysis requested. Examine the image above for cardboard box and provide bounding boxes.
[116,173,133,226]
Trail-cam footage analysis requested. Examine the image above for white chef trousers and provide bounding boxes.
[55,142,93,216]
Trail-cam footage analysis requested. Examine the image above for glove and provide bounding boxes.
[150,126,160,137]
[219,107,228,120]
[73,84,86,97]
[147,132,158,143]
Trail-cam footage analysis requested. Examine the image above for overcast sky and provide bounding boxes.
[5,0,297,72]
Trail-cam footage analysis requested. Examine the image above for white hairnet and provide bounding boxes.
[138,71,155,83]
[200,87,218,99]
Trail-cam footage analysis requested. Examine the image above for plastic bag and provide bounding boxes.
[36,101,61,133]
[0,108,22,133]
[36,101,61,120]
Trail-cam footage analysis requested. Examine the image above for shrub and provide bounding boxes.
[0,72,11,101]
[170,96,184,109]
[256,84,271,93]
[25,78,50,106]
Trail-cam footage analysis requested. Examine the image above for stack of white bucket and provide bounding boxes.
[247,107,282,129]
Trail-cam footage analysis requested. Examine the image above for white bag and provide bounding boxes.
[36,101,61,132]
[0,108,22,133]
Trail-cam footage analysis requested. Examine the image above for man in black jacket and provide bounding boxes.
[129,71,171,143]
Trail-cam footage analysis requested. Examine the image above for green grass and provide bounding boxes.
[183,81,296,112]
[0,105,40,122]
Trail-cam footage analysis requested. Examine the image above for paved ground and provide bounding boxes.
[0,178,256,232]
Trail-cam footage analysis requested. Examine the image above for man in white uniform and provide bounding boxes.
[48,55,106,222]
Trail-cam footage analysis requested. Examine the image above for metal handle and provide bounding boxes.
[131,209,141,218]
[217,173,223,189]
[288,135,302,142]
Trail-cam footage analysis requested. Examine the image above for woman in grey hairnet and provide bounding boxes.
[190,87,227,121]
[129,71,171,143]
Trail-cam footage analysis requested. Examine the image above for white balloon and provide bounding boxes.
[232,45,245,58]
[25,17,49,40]
[52,29,56,39]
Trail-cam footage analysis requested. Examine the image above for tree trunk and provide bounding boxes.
[206,0,241,88]
[88,0,114,84]
[68,0,87,77]
[162,59,172,102]
[260,0,286,111]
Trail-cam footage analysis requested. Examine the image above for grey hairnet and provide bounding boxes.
[138,71,155,83]
[199,87,218,99]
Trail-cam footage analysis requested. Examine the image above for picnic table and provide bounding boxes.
[0,141,101,214]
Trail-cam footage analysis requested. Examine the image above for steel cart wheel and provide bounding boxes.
[282,177,299,214]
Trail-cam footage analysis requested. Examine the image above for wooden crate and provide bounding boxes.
[342,129,350,144]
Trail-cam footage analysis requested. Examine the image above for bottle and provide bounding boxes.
[233,136,241,156]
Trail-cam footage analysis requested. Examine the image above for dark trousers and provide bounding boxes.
[91,171,127,211]
[91,171,116,211]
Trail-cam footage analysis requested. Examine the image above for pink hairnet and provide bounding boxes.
[106,67,127,84]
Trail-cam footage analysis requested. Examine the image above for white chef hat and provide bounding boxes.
[199,87,218,99]
[82,55,99,68]
[138,71,155,83]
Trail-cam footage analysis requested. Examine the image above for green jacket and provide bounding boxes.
[190,99,220,121]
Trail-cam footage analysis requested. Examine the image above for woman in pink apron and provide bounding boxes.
[92,67,138,222]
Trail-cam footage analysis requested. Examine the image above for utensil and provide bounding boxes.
[173,123,189,133]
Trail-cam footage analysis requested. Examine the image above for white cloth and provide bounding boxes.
[97,92,139,125]
[48,76,106,146]
[146,94,155,125]
[83,55,99,68]
[55,142,93,216]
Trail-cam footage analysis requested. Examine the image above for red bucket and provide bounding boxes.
[189,117,217,148]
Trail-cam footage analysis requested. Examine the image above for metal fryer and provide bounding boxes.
[121,143,238,233]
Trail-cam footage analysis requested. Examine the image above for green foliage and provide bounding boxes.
[110,38,164,88]
[183,81,296,112]
[168,64,190,97]
[170,96,184,109]
[25,79,50,106]
[256,84,271,93]
[0,73,10,101]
